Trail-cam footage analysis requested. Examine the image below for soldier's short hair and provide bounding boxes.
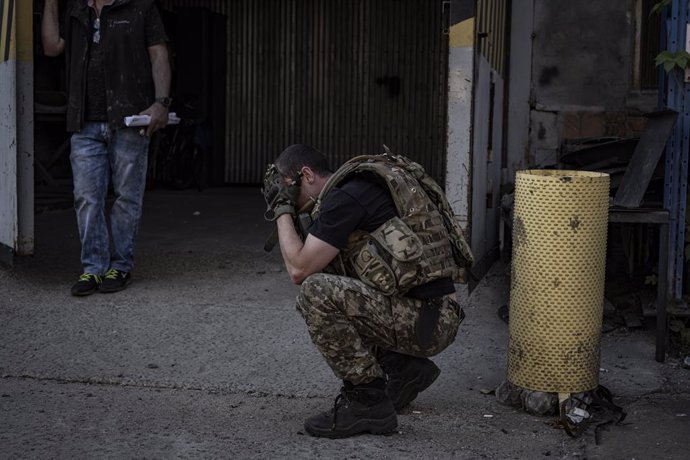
[276,144,332,180]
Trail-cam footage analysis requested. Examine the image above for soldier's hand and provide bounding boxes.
[262,164,299,221]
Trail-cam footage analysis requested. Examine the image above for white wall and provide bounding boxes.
[446,45,474,231]
[0,59,18,260]
[17,60,34,256]
[0,1,34,262]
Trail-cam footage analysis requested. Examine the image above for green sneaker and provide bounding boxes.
[70,273,102,297]
[99,268,132,293]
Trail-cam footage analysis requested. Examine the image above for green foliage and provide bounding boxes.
[651,1,690,74]
[655,50,690,73]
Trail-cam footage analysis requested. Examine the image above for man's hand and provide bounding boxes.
[139,102,169,136]
[262,164,299,221]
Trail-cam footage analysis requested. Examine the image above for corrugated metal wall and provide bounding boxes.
[227,0,449,184]
[162,0,449,185]
[476,0,507,77]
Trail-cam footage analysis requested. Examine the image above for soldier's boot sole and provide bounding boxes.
[304,412,398,439]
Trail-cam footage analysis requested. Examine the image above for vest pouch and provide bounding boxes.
[369,216,424,291]
[351,239,397,295]
[370,216,424,260]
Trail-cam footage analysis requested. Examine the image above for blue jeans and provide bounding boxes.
[70,122,149,275]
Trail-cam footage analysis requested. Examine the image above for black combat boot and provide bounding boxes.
[304,379,398,439]
[379,351,441,411]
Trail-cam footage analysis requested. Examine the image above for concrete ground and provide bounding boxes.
[1,187,689,459]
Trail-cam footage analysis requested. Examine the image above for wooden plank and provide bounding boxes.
[613,110,678,208]
[608,208,669,224]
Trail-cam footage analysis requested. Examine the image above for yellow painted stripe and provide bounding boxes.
[0,0,9,62]
[449,17,474,48]
[0,0,16,63]
[16,0,30,62]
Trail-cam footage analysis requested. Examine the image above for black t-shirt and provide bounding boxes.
[309,175,397,249]
[309,174,455,298]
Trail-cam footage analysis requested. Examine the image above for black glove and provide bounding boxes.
[262,164,300,221]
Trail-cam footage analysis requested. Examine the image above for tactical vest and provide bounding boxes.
[311,151,474,296]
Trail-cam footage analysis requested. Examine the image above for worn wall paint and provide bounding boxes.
[532,0,632,108]
[0,60,17,255]
[0,0,33,259]
[528,109,559,167]
[446,46,473,231]
[0,0,17,256]
[445,0,474,234]
[509,0,656,176]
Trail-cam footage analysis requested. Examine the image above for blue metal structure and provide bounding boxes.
[660,0,690,300]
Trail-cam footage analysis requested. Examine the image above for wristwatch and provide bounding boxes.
[155,96,172,108]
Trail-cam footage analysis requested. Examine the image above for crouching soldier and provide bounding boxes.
[262,144,473,438]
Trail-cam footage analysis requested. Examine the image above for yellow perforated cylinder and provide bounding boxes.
[507,170,610,393]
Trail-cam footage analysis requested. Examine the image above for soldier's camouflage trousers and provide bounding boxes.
[296,273,464,385]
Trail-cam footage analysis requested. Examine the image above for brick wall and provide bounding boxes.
[561,110,648,140]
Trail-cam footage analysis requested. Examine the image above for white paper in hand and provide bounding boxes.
[124,112,181,127]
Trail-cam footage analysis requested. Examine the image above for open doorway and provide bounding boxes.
[30,0,451,213]
[31,0,229,212]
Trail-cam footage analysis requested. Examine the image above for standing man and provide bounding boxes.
[41,0,171,295]
[263,144,472,438]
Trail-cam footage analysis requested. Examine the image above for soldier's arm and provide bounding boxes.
[276,214,339,284]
